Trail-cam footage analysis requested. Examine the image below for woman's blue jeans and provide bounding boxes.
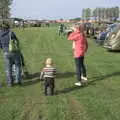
[75,56,87,82]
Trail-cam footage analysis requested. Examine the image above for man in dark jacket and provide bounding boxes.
[0,23,22,87]
[58,24,64,36]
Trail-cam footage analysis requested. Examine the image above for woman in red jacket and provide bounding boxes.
[68,23,88,86]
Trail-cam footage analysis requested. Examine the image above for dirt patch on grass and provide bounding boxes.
[68,95,90,120]
[0,96,8,103]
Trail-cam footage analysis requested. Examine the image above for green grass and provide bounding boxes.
[0,27,120,120]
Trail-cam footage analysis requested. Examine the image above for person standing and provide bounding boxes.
[0,23,22,87]
[58,23,64,36]
[68,23,88,86]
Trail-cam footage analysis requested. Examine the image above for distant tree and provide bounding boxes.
[97,8,102,21]
[101,8,105,21]
[82,8,91,21]
[70,17,81,21]
[113,6,119,21]
[103,8,106,20]
[92,6,119,22]
[13,18,24,21]
[85,8,91,20]
[82,9,86,20]
[60,18,63,21]
[0,0,13,19]
[92,8,97,21]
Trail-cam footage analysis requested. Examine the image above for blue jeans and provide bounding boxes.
[75,56,87,82]
[3,51,22,84]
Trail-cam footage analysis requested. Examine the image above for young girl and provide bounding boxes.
[68,23,88,86]
[40,58,56,95]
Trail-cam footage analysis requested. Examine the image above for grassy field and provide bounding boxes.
[0,27,120,120]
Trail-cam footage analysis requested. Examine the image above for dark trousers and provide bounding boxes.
[44,77,55,95]
[75,56,87,82]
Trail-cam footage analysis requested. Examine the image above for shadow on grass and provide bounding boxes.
[56,72,75,79]
[22,71,120,90]
[107,50,120,53]
[55,86,81,95]
[22,71,75,87]
[55,71,120,95]
[88,71,120,84]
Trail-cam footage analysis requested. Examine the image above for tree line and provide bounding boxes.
[0,1,119,23]
[0,0,13,20]
[82,6,119,22]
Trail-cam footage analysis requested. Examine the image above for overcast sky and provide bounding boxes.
[11,0,120,19]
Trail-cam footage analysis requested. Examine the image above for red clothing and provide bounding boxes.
[68,30,88,58]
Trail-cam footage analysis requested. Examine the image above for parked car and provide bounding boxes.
[104,23,120,51]
[96,23,119,45]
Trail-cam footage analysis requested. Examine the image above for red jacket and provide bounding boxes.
[68,30,88,58]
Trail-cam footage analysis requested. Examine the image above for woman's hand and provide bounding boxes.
[70,26,76,31]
